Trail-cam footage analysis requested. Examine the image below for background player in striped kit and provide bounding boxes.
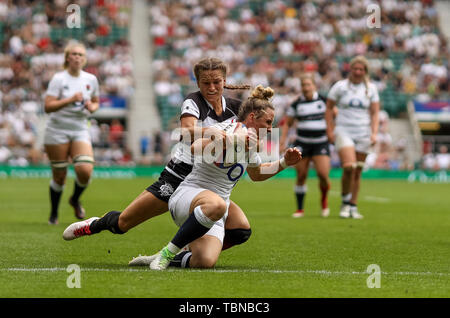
[43,41,99,224]
[325,55,380,219]
[280,73,331,218]
[63,58,254,253]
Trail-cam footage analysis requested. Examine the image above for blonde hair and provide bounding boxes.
[300,73,316,86]
[193,57,251,90]
[63,41,87,69]
[238,85,275,121]
[349,55,370,96]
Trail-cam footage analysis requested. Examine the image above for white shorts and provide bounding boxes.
[334,126,371,154]
[44,125,91,145]
[168,185,229,243]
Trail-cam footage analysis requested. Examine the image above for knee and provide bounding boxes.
[52,170,67,185]
[342,163,355,175]
[225,228,252,246]
[204,199,227,221]
[195,253,218,269]
[73,155,94,183]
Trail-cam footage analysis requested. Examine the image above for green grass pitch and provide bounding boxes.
[0,176,449,298]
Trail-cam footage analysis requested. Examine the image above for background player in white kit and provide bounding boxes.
[325,55,380,219]
[144,85,302,270]
[44,41,99,224]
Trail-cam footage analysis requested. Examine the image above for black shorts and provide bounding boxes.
[146,169,183,203]
[146,159,193,203]
[293,140,330,157]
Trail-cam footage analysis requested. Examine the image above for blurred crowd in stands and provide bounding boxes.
[0,0,449,171]
[150,0,450,171]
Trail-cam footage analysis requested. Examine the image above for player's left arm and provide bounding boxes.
[85,95,99,113]
[369,101,380,145]
[85,77,100,113]
[246,148,302,182]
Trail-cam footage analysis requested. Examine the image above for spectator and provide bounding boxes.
[109,118,124,147]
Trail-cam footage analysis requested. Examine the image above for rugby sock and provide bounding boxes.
[49,180,64,219]
[89,210,124,234]
[342,193,352,205]
[71,178,88,203]
[294,185,307,211]
[170,206,215,251]
[169,251,192,268]
[320,184,330,209]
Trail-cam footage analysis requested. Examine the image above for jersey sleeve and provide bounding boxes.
[285,100,296,118]
[326,81,341,102]
[91,76,100,98]
[45,73,61,98]
[369,83,380,103]
[180,99,200,118]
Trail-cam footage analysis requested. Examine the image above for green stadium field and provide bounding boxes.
[0,176,449,298]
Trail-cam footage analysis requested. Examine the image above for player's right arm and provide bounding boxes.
[44,93,83,113]
[325,98,336,144]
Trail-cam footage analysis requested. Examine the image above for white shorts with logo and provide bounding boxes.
[334,126,371,154]
[168,185,229,243]
[44,125,91,145]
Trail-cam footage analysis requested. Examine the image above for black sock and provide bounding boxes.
[89,211,125,234]
[295,192,305,210]
[49,186,63,219]
[294,185,306,210]
[169,251,192,268]
[71,181,87,203]
[171,207,214,249]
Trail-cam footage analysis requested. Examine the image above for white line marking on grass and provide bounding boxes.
[3,267,449,277]
[329,191,391,203]
[363,196,391,203]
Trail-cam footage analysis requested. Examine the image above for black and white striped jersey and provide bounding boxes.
[166,91,242,180]
[286,92,328,144]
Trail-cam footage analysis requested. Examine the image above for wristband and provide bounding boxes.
[280,157,288,169]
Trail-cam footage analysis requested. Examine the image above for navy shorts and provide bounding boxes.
[293,141,330,157]
[146,169,184,203]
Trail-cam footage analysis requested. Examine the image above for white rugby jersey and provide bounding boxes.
[167,91,241,180]
[327,79,379,129]
[181,121,261,202]
[45,70,99,131]
[286,91,328,144]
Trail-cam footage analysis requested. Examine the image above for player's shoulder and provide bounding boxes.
[331,79,348,89]
[184,91,203,103]
[317,93,327,102]
[290,95,303,106]
[50,70,67,80]
[80,70,98,81]
[224,96,242,111]
[367,81,379,91]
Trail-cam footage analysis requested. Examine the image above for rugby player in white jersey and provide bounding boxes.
[63,58,255,253]
[280,73,332,218]
[325,55,380,219]
[143,85,302,270]
[44,41,99,224]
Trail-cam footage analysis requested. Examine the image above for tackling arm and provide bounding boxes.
[246,148,302,182]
